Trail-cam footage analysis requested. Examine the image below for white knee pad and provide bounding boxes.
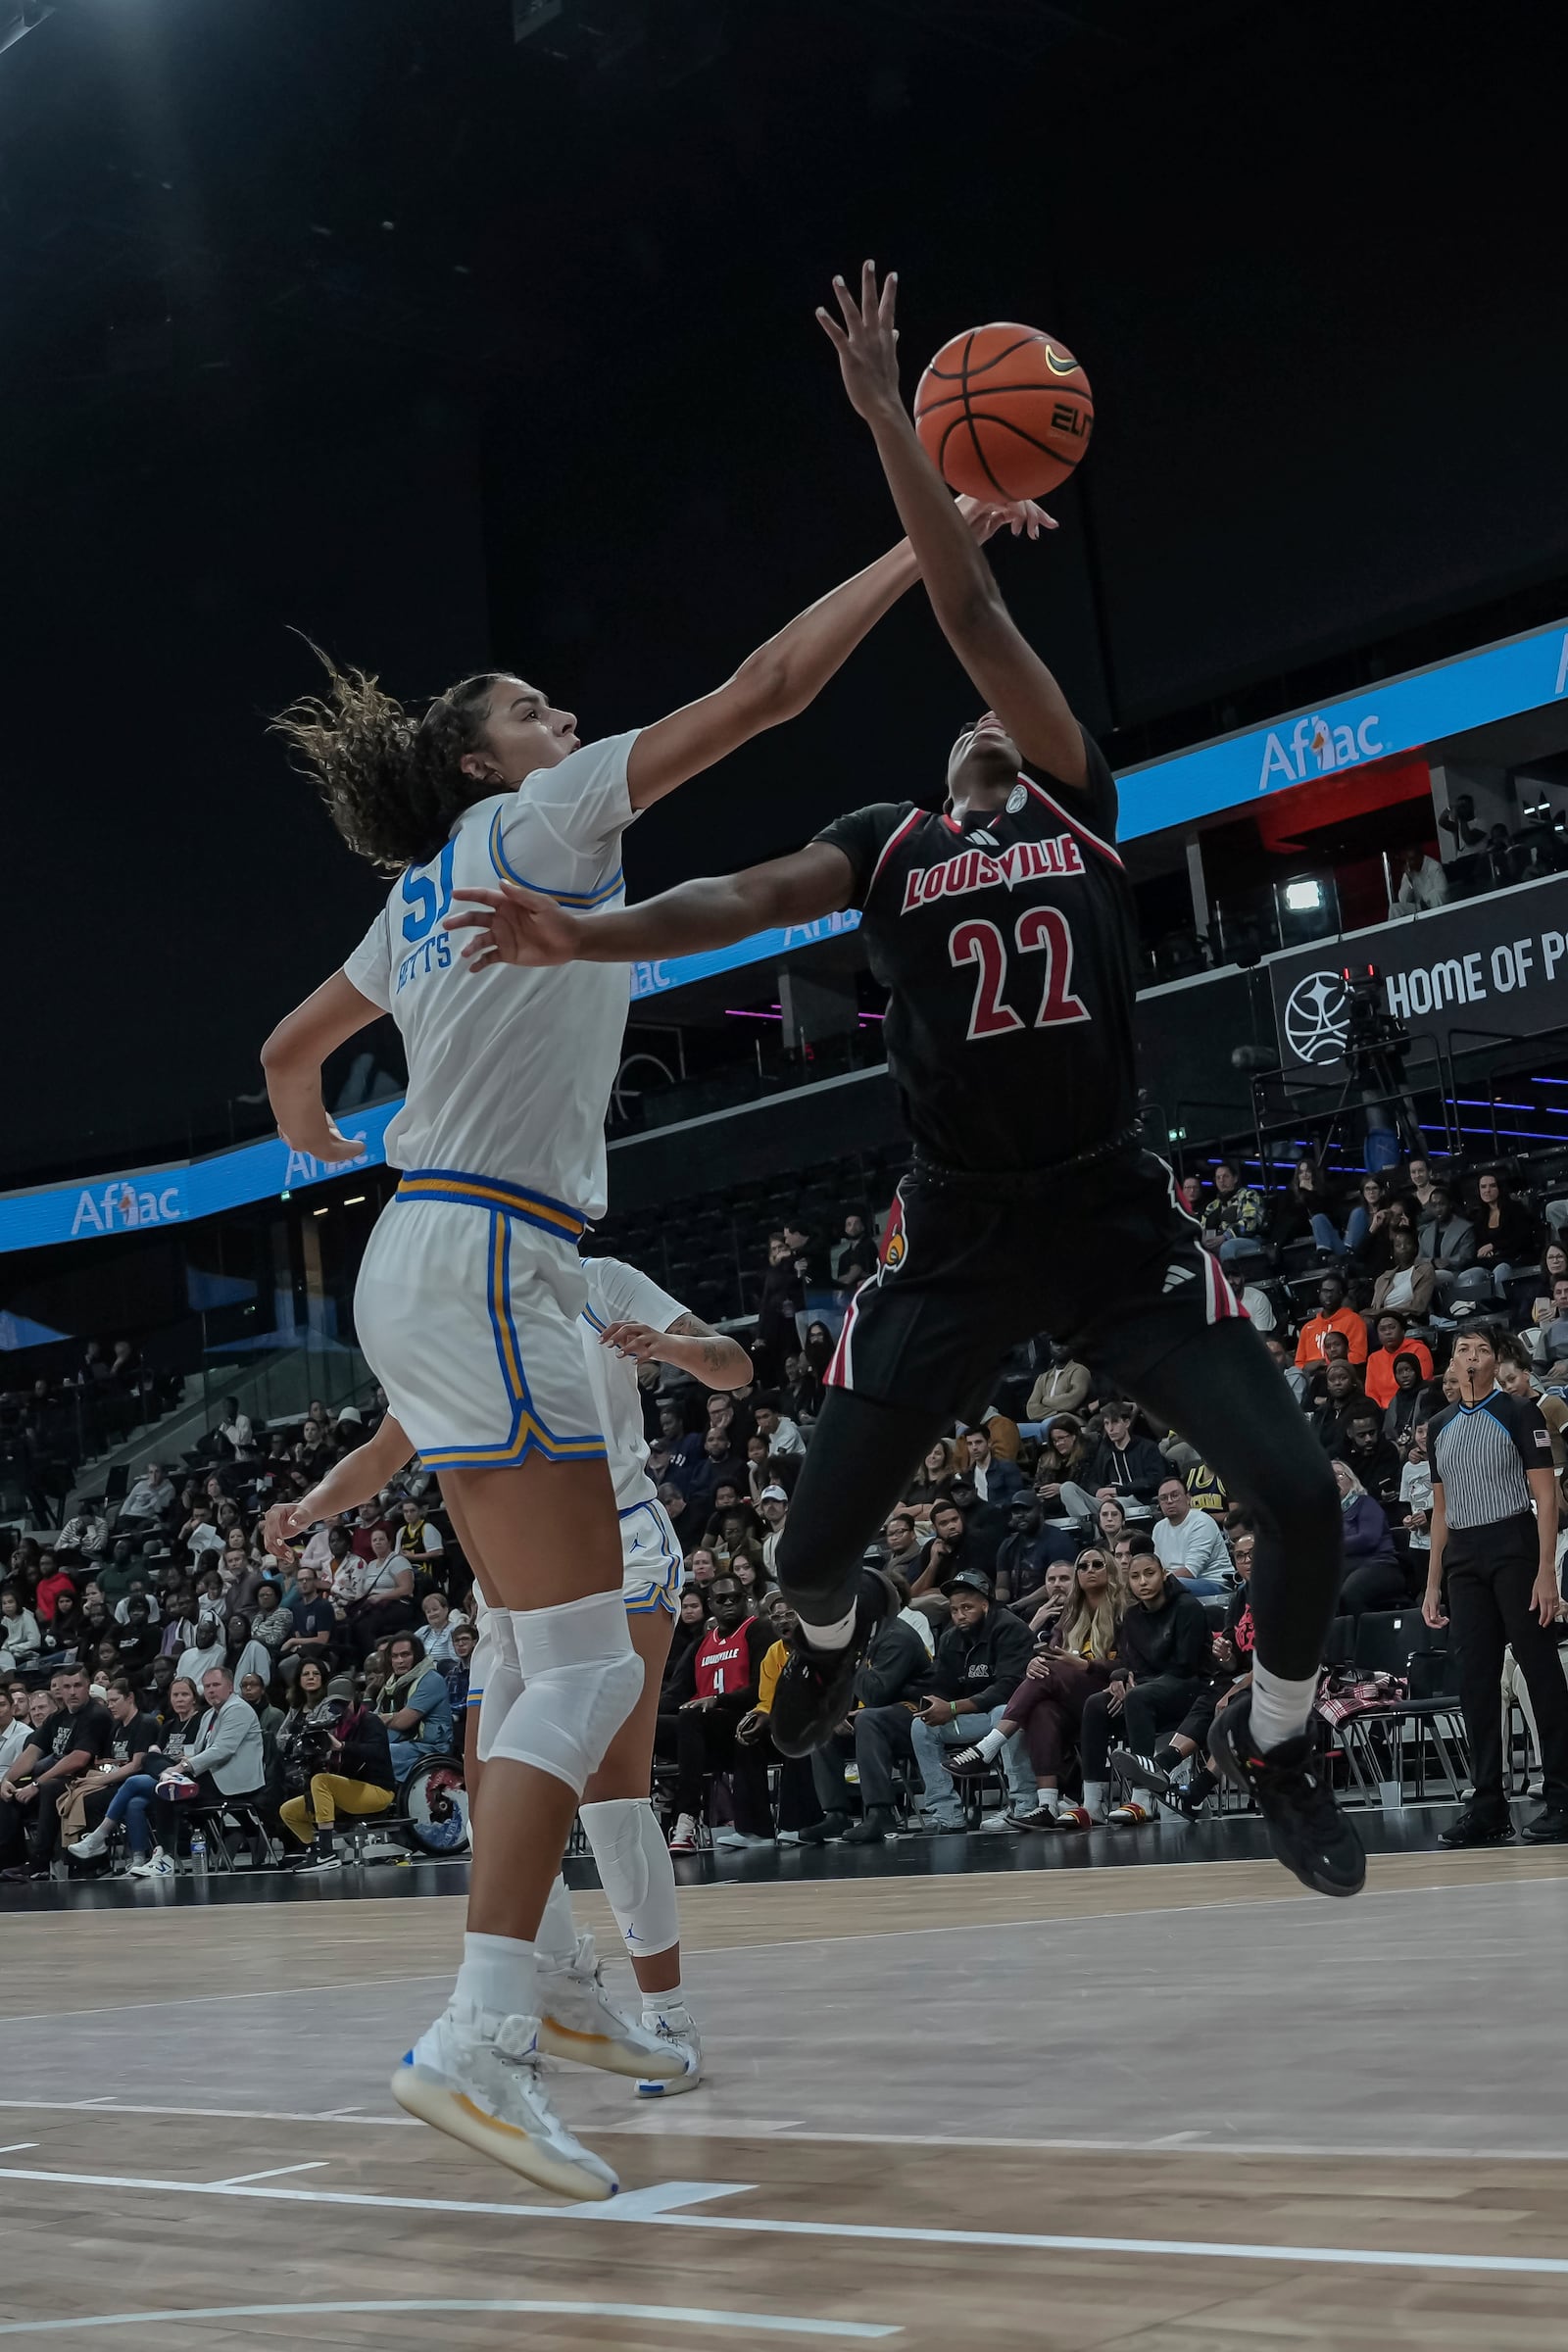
[578,1796,679,1960]
[489,1590,643,1797]
[475,1605,523,1765]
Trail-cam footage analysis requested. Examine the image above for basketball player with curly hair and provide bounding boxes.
[260,486,1036,2198]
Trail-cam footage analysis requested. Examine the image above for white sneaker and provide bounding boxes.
[667,1813,699,1853]
[133,1851,174,1880]
[634,2004,704,2098]
[391,1996,618,2200]
[537,1933,691,2084]
[711,1826,773,1848]
[68,1825,111,1861]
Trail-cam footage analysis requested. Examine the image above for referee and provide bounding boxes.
[1424,1326,1568,1846]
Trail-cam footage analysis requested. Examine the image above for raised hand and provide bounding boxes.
[446,883,585,970]
[816,261,903,421]
[956,494,1056,545]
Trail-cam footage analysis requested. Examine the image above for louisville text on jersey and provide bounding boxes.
[900,833,1084,912]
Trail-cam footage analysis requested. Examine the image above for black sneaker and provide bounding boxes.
[769,1569,901,1758]
[1108,1746,1171,1795]
[796,1811,850,1845]
[1209,1691,1365,1897]
[1439,1805,1517,1848]
[942,1742,993,1781]
[1522,1804,1568,1844]
[842,1804,899,1845]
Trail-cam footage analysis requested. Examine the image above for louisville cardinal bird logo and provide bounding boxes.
[880,1192,908,1273]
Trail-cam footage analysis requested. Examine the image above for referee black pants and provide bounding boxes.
[1446,1517,1568,1812]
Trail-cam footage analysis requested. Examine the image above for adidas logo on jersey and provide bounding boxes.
[967,829,1001,849]
[1162,1262,1197,1292]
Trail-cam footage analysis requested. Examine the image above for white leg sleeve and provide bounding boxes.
[476,1606,523,1765]
[489,1590,643,1797]
[578,1796,680,1961]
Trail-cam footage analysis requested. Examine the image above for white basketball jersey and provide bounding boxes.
[342,731,638,1221]
[580,1253,686,1513]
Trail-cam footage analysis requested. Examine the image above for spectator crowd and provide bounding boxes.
[5,1148,1568,1876]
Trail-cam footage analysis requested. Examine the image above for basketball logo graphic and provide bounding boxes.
[880,1193,908,1273]
[1284,970,1351,1063]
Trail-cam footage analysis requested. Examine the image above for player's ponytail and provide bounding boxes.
[270,650,505,872]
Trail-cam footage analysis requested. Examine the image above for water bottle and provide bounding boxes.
[190,1832,208,1878]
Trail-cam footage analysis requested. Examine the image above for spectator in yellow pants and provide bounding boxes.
[281,1696,396,1872]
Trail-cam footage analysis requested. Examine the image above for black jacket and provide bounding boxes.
[335,1702,397,1792]
[930,1605,1034,1713]
[1083,1434,1165,1501]
[1344,1436,1402,1506]
[1115,1583,1211,1684]
[855,1617,936,1709]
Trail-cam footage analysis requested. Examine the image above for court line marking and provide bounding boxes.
[2,2163,1567,2278]
[1,2096,1565,2165]
[0,2143,36,2155]
[212,2160,327,2186]
[0,2299,897,2340]
[578,2180,755,2220]
[4,1872,1557,2029]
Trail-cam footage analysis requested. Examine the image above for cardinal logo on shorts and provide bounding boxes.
[880,1195,908,1274]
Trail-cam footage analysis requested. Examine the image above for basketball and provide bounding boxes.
[913,322,1094,503]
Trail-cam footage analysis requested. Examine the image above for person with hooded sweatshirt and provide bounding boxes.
[1333,1457,1402,1617]
[1071,1551,1211,1823]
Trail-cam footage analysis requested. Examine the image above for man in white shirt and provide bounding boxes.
[121,1463,176,1528]
[754,1399,806,1457]
[218,1399,254,1455]
[1394,848,1448,914]
[1152,1477,1231,1596]
[0,1690,29,1777]
[759,1486,789,1576]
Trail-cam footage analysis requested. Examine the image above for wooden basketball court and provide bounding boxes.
[4,1845,1568,2348]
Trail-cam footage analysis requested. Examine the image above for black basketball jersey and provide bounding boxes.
[816,725,1137,1171]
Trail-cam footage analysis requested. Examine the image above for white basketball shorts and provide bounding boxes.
[619,1497,683,1620]
[353,1170,606,1473]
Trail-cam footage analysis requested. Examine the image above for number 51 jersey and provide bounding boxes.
[815,725,1138,1171]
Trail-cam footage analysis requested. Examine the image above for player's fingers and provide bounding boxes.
[859,257,878,322]
[450,886,509,908]
[831,274,858,332]
[815,307,848,350]
[877,267,898,326]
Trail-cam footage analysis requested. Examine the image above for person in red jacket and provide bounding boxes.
[658,1575,773,1854]
[31,1555,75,1623]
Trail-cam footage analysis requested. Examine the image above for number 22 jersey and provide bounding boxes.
[815,725,1137,1172]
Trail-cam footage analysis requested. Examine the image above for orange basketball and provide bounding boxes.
[913,322,1094,503]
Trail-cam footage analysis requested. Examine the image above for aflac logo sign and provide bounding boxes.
[1258,712,1385,790]
[71,1179,184,1239]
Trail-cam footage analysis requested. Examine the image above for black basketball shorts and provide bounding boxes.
[826,1143,1248,1418]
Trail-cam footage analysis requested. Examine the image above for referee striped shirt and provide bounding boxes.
[1427,1387,1554,1530]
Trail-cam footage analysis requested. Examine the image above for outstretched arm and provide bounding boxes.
[446,840,855,970]
[261,970,380,1163]
[817,264,1086,790]
[625,497,1043,811]
[599,1311,753,1389]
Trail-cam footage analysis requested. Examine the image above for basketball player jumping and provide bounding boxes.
[447,265,1363,1899]
[262,477,1045,2198]
[266,1253,749,2097]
